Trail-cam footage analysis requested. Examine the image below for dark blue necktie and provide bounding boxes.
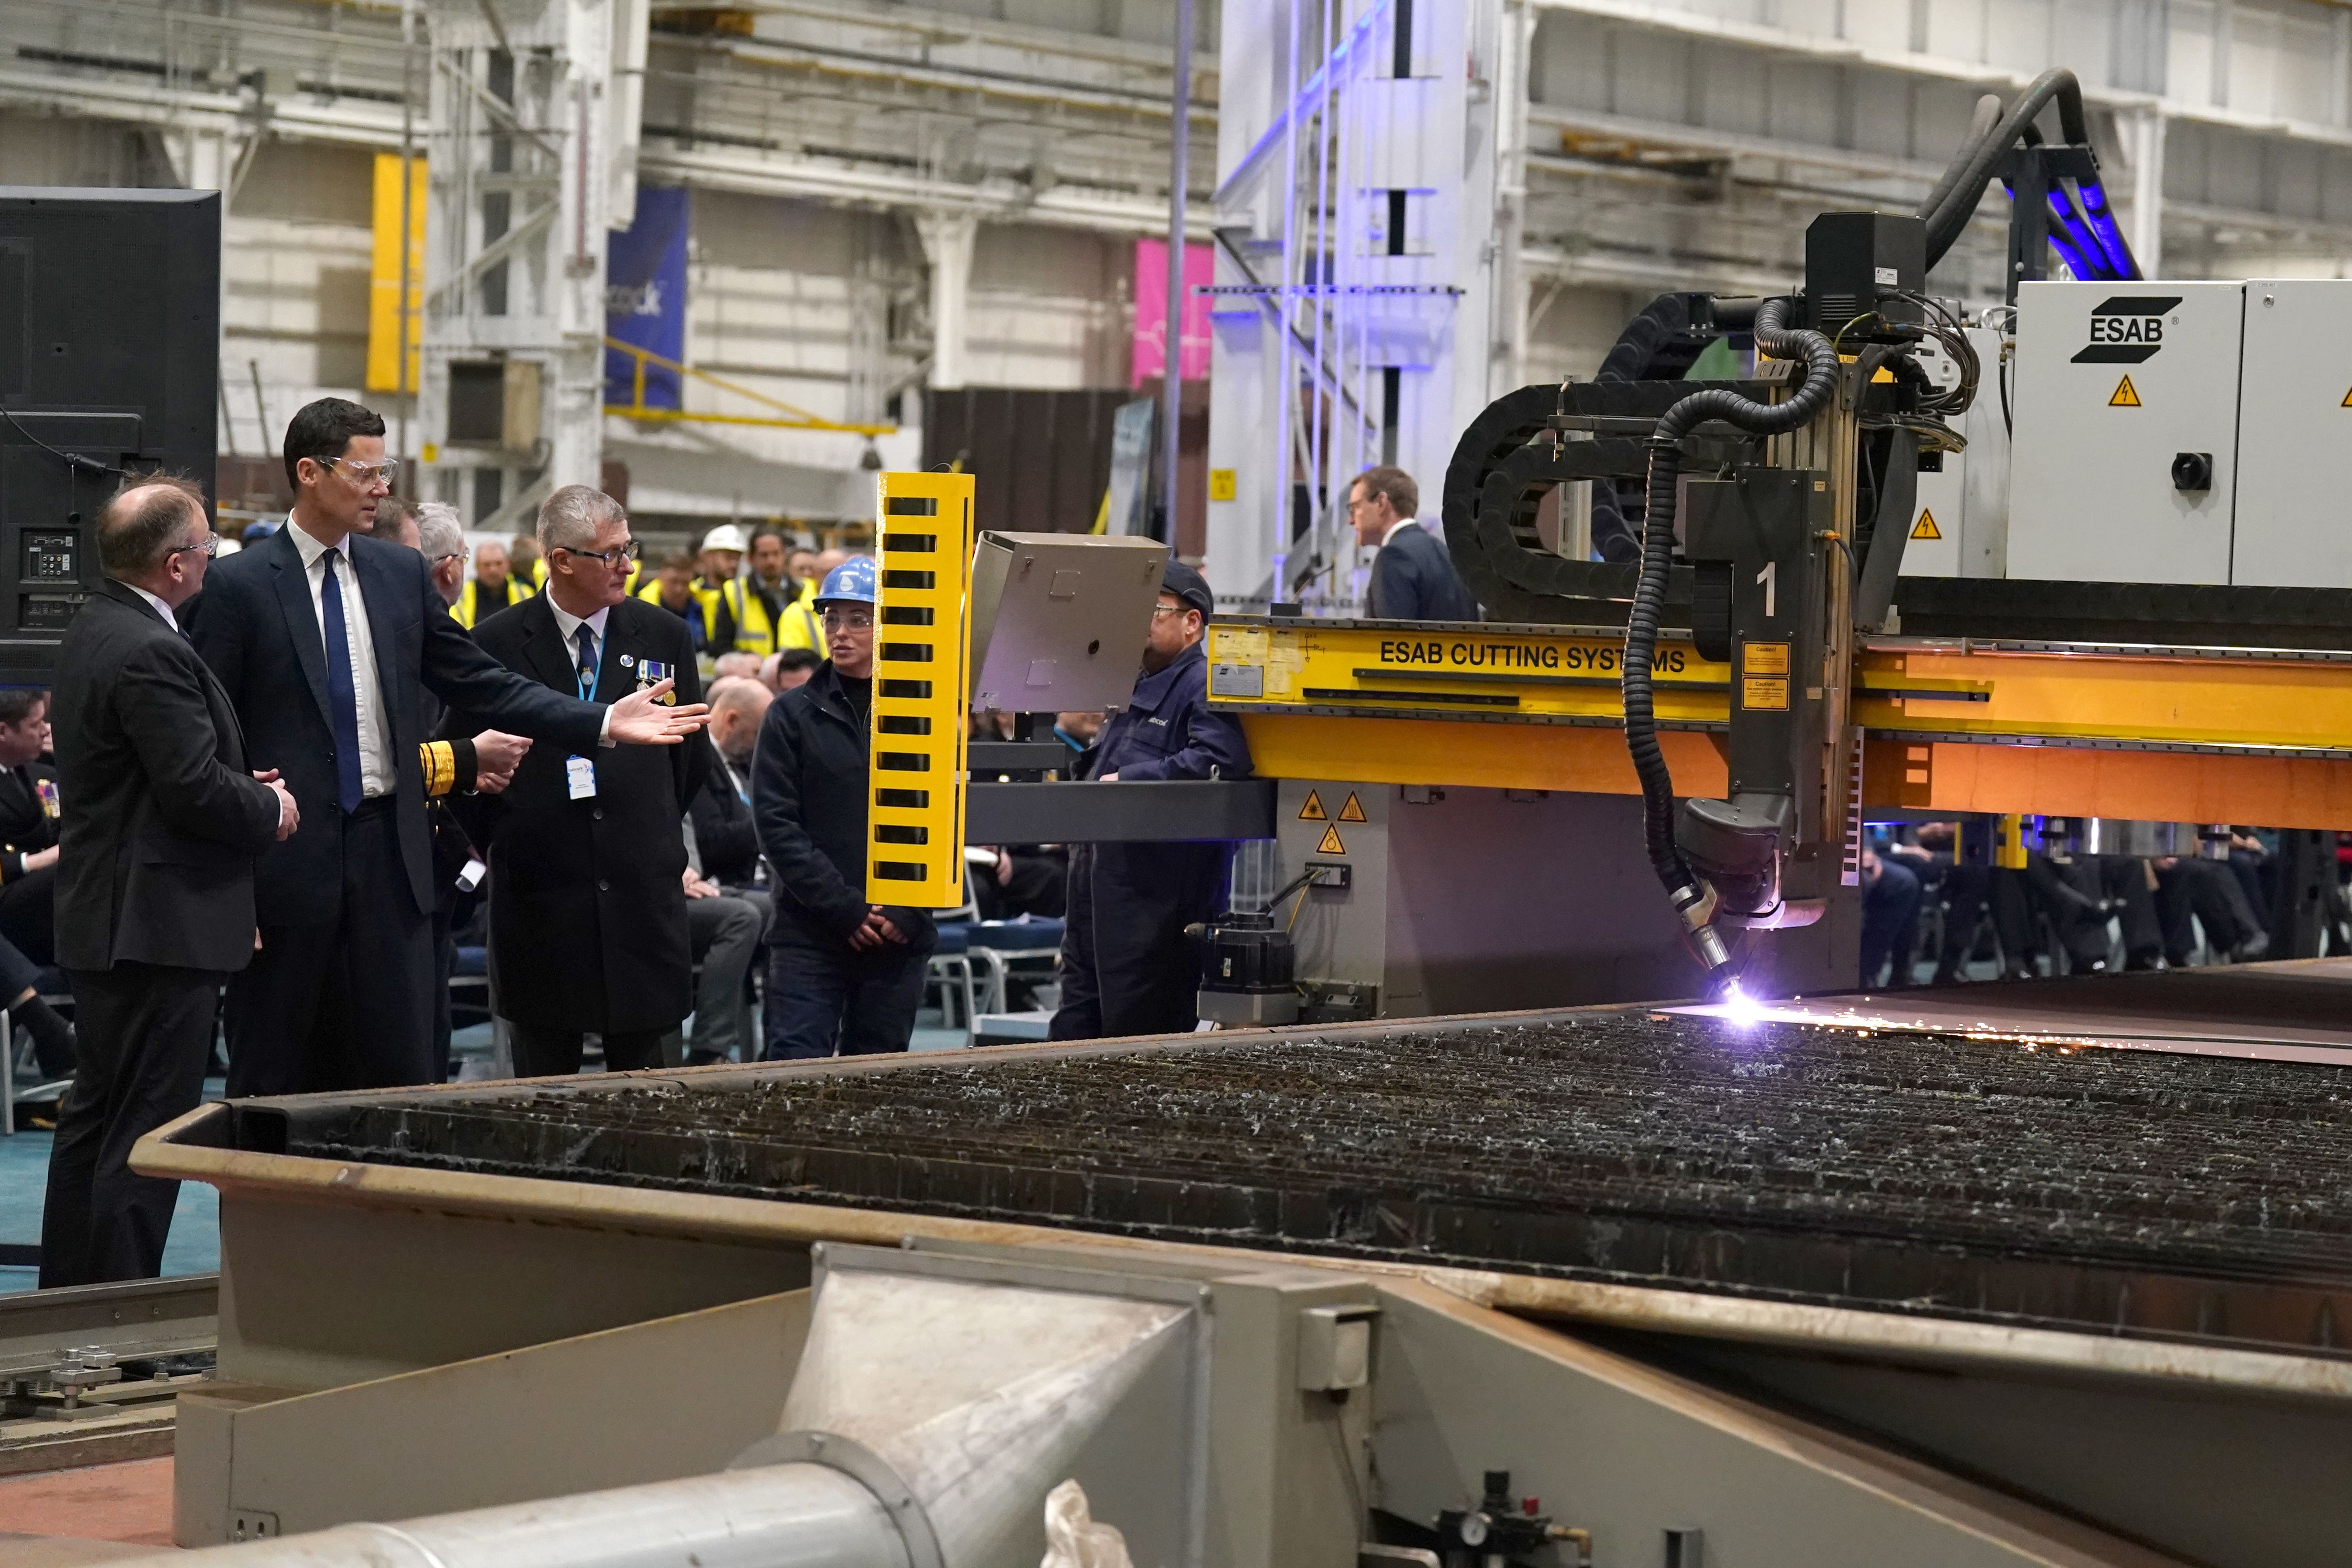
[574,623,598,697]
[320,547,365,813]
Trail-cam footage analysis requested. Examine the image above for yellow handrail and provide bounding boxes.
[603,337,896,438]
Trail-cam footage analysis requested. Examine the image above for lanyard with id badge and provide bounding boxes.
[565,627,608,801]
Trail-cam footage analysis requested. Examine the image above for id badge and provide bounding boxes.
[565,755,597,800]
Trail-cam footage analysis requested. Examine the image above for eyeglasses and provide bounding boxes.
[556,538,643,567]
[426,548,469,566]
[327,457,400,487]
[168,535,220,560]
[1150,603,1192,618]
[820,608,874,629]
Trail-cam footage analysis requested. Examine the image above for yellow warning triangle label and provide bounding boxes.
[1316,824,1347,856]
[1910,509,1943,541]
[2109,374,2141,408]
[2340,384,2352,407]
[1337,792,1368,823]
[1298,789,1326,821]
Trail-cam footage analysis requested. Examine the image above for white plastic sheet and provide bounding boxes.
[1038,1480,1135,1568]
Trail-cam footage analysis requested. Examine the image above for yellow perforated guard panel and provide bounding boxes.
[867,473,975,909]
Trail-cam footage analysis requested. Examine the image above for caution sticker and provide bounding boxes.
[1316,824,1347,856]
[2110,374,2141,407]
[1338,792,1368,823]
[2340,385,2352,408]
[1743,641,1790,675]
[1742,676,1791,711]
[1298,789,1326,821]
[1910,509,1942,541]
[1209,468,1237,501]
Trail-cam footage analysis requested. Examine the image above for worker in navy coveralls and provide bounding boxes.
[1049,561,1252,1040]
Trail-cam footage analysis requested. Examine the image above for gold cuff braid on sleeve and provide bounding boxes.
[421,741,455,797]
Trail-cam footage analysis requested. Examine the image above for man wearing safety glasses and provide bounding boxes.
[187,397,710,1097]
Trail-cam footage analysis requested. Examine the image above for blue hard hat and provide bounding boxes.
[816,555,877,606]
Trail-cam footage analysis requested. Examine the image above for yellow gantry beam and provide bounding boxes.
[866,473,975,909]
[1207,618,2352,830]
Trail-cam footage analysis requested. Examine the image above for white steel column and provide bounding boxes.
[2126,105,2167,280]
[916,212,980,391]
[418,0,617,530]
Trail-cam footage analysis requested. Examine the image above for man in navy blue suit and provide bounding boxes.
[188,399,708,1095]
[1350,466,1481,623]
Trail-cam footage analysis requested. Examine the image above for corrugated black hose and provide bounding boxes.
[1620,295,1839,951]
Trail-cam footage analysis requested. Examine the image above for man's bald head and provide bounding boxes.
[101,477,215,606]
[707,676,772,767]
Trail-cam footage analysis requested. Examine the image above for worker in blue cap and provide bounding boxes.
[751,555,937,1057]
[1050,559,1252,1040]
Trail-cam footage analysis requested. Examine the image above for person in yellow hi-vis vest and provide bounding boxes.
[453,537,537,629]
[721,527,826,658]
[634,552,731,659]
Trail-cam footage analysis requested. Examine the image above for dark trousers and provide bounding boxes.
[509,1023,671,1079]
[225,800,434,1096]
[0,865,67,1075]
[1050,841,1228,1041]
[1859,859,1922,987]
[2155,857,2265,963]
[1935,864,2035,980]
[762,917,929,1060]
[40,963,220,1287]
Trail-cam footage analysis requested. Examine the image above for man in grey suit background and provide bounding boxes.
[41,477,295,1286]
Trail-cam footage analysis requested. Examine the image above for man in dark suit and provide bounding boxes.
[42,478,296,1286]
[1350,466,1480,622]
[446,485,708,1077]
[189,398,706,1097]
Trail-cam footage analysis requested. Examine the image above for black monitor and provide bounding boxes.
[0,187,220,679]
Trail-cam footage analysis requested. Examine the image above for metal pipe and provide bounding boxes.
[1161,0,1192,550]
[99,1464,909,1568]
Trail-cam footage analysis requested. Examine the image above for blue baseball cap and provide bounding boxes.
[816,555,877,606]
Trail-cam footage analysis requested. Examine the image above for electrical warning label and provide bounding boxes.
[2110,374,2142,407]
[1910,510,1942,541]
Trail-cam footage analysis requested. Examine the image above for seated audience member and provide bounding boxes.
[765,648,821,692]
[753,558,935,1058]
[0,689,72,1076]
[715,651,764,683]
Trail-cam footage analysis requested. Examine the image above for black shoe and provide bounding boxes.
[684,1048,726,1067]
[2232,931,2271,962]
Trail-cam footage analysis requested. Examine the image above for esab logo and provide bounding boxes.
[2071,295,2181,364]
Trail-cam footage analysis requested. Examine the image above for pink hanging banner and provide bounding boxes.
[1132,238,1215,385]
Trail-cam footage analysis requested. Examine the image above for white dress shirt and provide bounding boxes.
[129,585,178,632]
[544,597,620,747]
[286,516,395,799]
[1378,516,1416,549]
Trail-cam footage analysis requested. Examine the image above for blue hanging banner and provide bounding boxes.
[604,185,690,411]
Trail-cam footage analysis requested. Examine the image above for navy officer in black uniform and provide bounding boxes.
[1049,562,1251,1040]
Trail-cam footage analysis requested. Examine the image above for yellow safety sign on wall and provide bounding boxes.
[1337,792,1367,823]
[2110,374,2141,407]
[1316,824,1347,856]
[1910,510,1942,541]
[1209,468,1237,502]
[1298,789,1326,820]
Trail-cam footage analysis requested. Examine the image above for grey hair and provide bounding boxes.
[416,502,466,561]
[538,484,626,554]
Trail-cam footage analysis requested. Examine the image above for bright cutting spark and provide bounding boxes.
[1717,978,1764,1026]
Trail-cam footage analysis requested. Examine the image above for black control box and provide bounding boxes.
[1804,211,1926,341]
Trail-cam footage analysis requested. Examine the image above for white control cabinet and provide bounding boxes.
[2232,279,2352,588]
[2007,281,2244,585]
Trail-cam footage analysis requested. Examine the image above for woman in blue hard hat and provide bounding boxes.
[749,556,937,1056]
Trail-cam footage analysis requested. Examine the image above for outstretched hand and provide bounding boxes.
[607,679,710,745]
